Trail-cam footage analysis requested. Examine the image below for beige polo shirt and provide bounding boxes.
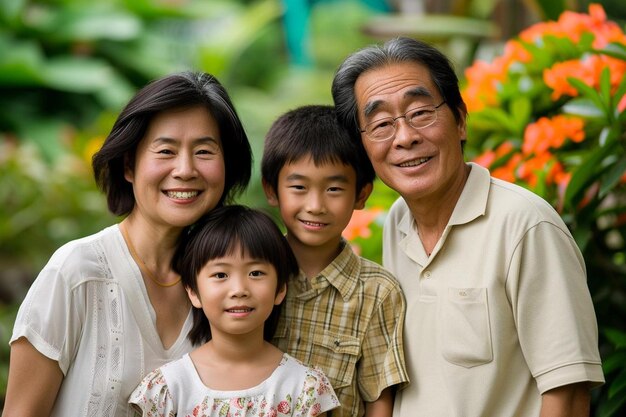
[384,163,604,417]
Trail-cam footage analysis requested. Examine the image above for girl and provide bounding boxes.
[129,205,339,417]
[5,71,253,417]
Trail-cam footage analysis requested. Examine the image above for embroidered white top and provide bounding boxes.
[11,224,193,417]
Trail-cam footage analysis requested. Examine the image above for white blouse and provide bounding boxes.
[129,353,340,417]
[11,224,193,417]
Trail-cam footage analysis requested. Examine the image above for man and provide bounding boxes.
[331,37,604,416]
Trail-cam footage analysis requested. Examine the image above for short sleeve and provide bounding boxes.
[294,367,340,416]
[358,280,409,401]
[10,257,86,375]
[129,368,176,417]
[511,222,604,393]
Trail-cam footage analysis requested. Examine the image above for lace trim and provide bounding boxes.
[86,239,123,417]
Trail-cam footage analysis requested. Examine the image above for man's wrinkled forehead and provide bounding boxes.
[362,86,434,117]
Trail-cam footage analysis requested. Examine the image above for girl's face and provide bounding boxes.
[124,105,226,229]
[186,249,286,340]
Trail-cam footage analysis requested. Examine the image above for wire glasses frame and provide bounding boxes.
[359,101,447,142]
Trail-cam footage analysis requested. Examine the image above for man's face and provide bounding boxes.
[354,61,467,205]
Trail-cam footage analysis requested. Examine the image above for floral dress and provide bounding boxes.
[129,353,339,417]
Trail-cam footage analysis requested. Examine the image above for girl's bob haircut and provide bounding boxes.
[173,205,298,345]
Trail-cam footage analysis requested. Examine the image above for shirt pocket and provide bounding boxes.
[311,331,360,389]
[441,287,493,368]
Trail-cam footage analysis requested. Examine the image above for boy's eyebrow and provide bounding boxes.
[285,173,350,183]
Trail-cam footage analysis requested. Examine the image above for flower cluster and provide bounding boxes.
[463,4,626,211]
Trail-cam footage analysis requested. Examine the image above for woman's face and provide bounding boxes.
[125,105,226,229]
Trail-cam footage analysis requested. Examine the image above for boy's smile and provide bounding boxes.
[268,156,369,265]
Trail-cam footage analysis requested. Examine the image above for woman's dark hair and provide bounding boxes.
[261,104,375,195]
[92,71,252,216]
[332,37,467,144]
[173,205,298,346]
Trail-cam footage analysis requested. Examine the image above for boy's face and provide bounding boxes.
[264,156,371,254]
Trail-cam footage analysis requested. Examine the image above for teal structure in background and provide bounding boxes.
[282,0,390,66]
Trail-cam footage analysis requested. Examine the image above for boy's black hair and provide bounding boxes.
[173,205,298,346]
[261,104,375,194]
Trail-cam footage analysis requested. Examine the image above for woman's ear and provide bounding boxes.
[274,283,287,306]
[186,287,202,309]
[123,154,134,183]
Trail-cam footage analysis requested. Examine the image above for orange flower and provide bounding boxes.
[473,142,518,183]
[492,153,522,184]
[342,207,383,241]
[516,153,565,188]
[520,4,626,48]
[523,115,585,156]
[462,40,531,112]
[545,55,626,100]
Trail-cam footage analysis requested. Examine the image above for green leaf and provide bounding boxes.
[603,350,626,375]
[599,67,612,114]
[0,0,26,23]
[41,57,115,93]
[596,393,626,417]
[45,6,142,42]
[509,97,531,135]
[565,131,619,205]
[600,157,626,198]
[562,98,604,118]
[609,369,626,399]
[0,37,45,85]
[605,328,626,349]
[594,42,626,61]
[567,77,606,114]
[532,0,567,20]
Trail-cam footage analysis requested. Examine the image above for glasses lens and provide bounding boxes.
[366,119,395,141]
[407,107,437,129]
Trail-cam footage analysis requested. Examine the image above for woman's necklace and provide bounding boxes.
[119,222,182,288]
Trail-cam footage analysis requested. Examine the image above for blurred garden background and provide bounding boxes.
[1,0,625,414]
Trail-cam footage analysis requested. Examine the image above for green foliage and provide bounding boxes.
[0,304,18,410]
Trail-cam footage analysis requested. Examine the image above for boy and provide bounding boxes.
[261,105,408,417]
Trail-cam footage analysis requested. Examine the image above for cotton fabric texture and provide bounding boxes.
[129,353,339,416]
[385,163,604,417]
[10,225,193,417]
[273,241,409,417]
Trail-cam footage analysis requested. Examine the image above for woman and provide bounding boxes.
[3,71,253,417]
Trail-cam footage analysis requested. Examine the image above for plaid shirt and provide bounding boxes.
[273,241,409,417]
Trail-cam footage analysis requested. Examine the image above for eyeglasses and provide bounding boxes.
[359,101,447,142]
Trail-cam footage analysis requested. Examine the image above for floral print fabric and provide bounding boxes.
[129,353,339,417]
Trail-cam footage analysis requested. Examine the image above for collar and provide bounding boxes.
[396,162,490,237]
[396,163,490,265]
[293,240,360,302]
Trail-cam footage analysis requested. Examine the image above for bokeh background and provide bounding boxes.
[1,0,625,414]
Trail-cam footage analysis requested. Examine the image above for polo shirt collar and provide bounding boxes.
[396,163,490,264]
[295,240,359,302]
[396,162,489,235]
[448,162,490,226]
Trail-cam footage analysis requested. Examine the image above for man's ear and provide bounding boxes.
[274,283,287,306]
[354,182,373,210]
[262,179,279,207]
[186,287,202,309]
